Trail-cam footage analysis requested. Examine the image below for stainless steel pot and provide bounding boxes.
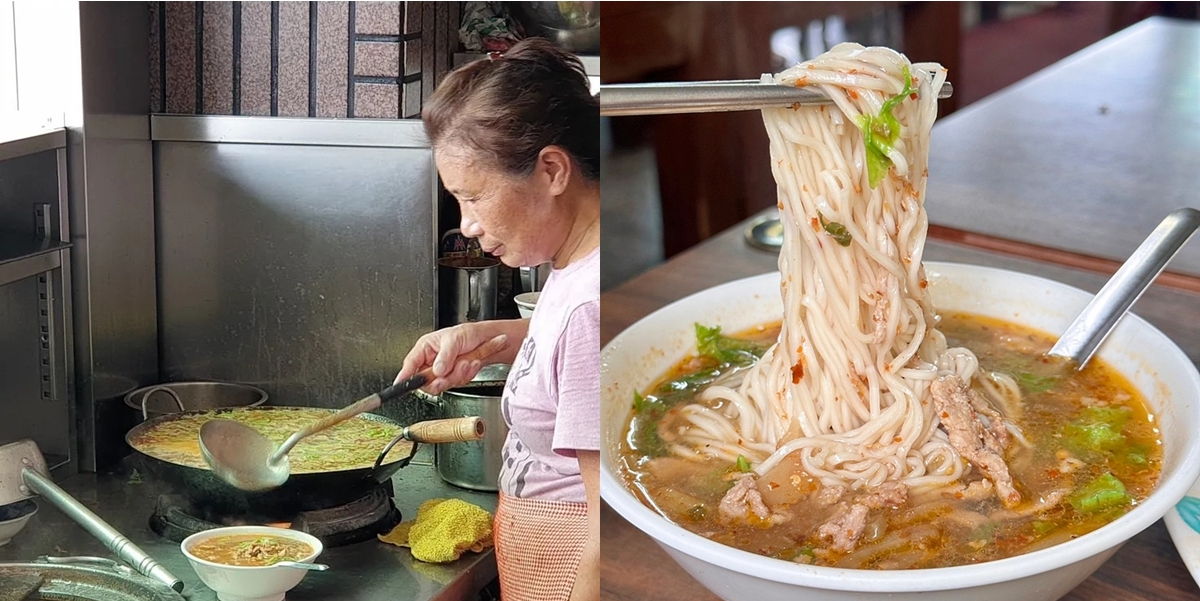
[124,381,268,421]
[416,364,509,491]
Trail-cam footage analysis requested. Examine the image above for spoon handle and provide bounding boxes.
[274,560,329,571]
[1048,208,1200,367]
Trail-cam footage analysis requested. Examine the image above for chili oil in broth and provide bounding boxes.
[617,312,1162,569]
[189,533,314,566]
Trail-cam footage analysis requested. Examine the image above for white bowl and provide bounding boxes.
[0,500,37,546]
[515,292,540,318]
[181,526,324,601]
[600,262,1200,601]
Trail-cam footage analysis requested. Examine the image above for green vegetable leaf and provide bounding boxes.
[856,65,918,189]
[1013,371,1060,393]
[736,455,752,473]
[1126,444,1149,466]
[1079,406,1133,430]
[685,505,707,521]
[632,390,646,413]
[1063,405,1133,455]
[631,417,667,457]
[1069,472,1131,514]
[818,213,853,247]
[1031,521,1055,535]
[695,324,766,366]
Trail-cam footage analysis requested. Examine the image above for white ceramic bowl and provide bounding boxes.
[600,262,1200,601]
[181,526,324,601]
[515,291,540,319]
[0,500,37,546]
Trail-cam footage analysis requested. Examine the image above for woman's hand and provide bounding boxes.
[395,320,528,394]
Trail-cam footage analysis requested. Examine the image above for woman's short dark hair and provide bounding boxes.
[422,38,599,181]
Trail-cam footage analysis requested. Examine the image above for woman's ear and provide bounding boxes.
[537,146,574,196]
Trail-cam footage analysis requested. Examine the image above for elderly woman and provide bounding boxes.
[394,38,599,601]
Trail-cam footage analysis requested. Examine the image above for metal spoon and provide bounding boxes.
[274,561,329,571]
[1048,207,1200,369]
[199,334,508,491]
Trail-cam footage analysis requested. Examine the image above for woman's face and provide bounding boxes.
[434,145,572,268]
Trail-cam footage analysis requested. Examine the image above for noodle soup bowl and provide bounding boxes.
[600,262,1200,601]
[181,525,324,601]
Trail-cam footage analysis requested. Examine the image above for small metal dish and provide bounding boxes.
[744,212,784,253]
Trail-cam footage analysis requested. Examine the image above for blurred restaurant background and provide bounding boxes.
[599,1,1200,291]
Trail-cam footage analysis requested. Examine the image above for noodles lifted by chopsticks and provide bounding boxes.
[672,44,1022,494]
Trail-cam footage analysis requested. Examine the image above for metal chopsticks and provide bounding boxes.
[600,80,954,117]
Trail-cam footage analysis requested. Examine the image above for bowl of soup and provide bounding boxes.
[181,526,323,601]
[600,262,1200,600]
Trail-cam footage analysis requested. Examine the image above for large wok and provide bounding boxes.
[126,406,454,518]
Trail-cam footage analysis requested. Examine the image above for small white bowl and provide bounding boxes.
[181,526,324,601]
[0,500,37,546]
[515,291,540,318]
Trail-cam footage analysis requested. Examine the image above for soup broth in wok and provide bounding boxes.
[618,312,1162,569]
[131,408,413,473]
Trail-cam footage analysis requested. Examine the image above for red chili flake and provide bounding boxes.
[940,411,950,419]
[810,217,820,231]
[848,89,859,100]
[769,481,780,490]
[893,436,902,443]
[791,361,804,384]
[919,279,928,289]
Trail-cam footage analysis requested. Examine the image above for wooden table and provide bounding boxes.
[926,17,1200,283]
[600,216,1200,600]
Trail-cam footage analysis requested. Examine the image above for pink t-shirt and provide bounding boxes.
[498,248,599,502]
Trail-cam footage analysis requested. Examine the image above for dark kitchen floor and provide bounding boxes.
[599,1,1132,291]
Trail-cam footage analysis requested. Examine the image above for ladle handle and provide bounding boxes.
[403,417,486,443]
[272,394,383,460]
[1048,207,1200,367]
[272,334,509,461]
[21,468,184,592]
[387,333,511,401]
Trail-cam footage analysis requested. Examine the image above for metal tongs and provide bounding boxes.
[600,79,954,117]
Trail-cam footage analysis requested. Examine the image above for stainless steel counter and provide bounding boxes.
[0,447,498,601]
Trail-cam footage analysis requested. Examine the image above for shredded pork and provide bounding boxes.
[931,376,1021,508]
[817,503,870,553]
[719,473,771,522]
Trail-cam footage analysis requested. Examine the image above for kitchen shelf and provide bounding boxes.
[0,236,71,287]
[0,128,67,163]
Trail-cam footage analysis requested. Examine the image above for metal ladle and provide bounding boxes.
[1048,207,1200,369]
[199,334,509,491]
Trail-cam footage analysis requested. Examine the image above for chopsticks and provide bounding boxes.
[600,80,954,117]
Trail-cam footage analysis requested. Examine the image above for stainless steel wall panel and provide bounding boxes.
[72,2,157,472]
[155,139,437,425]
[0,150,60,237]
[150,114,429,147]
